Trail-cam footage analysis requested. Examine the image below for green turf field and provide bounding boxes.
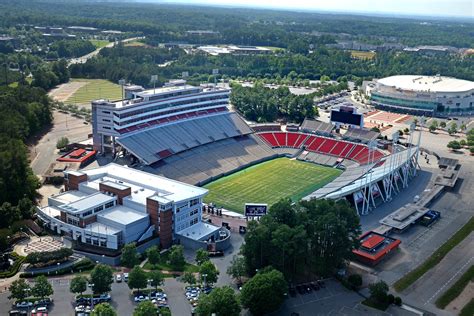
[203,157,342,213]
[89,39,110,49]
[66,79,122,105]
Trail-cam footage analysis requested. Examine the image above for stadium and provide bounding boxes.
[92,80,420,216]
[365,75,474,116]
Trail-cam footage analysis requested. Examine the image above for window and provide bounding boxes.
[100,240,107,247]
[103,126,111,130]
[82,210,92,217]
[92,239,99,246]
[105,201,115,209]
[102,119,111,122]
[85,238,91,244]
[189,198,199,206]
[102,111,111,114]
[94,206,103,213]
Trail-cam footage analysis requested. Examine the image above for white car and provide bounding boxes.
[15,301,33,308]
[134,295,149,302]
[123,273,129,282]
[116,274,122,282]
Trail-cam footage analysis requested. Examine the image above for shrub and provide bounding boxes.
[0,253,26,278]
[56,137,69,150]
[20,258,95,278]
[347,274,363,290]
[387,294,395,305]
[394,296,402,306]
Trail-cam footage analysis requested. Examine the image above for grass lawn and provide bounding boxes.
[460,298,474,316]
[350,50,376,60]
[66,79,122,105]
[435,265,474,309]
[89,39,110,49]
[394,216,474,292]
[124,40,147,47]
[203,157,342,213]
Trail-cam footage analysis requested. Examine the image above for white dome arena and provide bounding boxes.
[369,75,474,115]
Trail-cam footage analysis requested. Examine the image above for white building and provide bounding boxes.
[366,75,474,115]
[92,80,230,154]
[37,164,220,250]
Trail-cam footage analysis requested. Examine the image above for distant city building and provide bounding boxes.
[91,80,231,156]
[34,26,76,38]
[198,45,272,56]
[365,75,474,115]
[403,45,459,55]
[37,163,219,250]
[67,26,99,33]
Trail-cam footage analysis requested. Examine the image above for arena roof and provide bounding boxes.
[377,75,474,93]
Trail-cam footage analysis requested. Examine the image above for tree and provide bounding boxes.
[91,303,117,316]
[120,243,139,268]
[369,280,389,303]
[18,197,34,219]
[146,246,160,266]
[195,248,209,265]
[8,279,30,301]
[0,202,21,228]
[440,121,447,128]
[182,272,197,285]
[90,264,113,295]
[241,268,287,316]
[196,286,241,316]
[447,140,461,151]
[470,147,474,154]
[348,274,363,290]
[128,266,148,295]
[133,301,157,316]
[148,270,163,291]
[226,255,246,284]
[56,136,69,150]
[32,275,53,300]
[448,122,458,135]
[168,245,185,270]
[199,261,219,286]
[370,127,380,133]
[460,139,467,146]
[429,120,439,132]
[70,276,88,296]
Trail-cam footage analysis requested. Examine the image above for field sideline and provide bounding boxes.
[203,157,342,213]
[65,79,122,105]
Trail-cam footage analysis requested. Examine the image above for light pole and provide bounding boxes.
[201,273,207,288]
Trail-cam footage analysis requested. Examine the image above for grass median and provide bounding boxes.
[460,298,474,316]
[435,265,474,309]
[394,216,474,292]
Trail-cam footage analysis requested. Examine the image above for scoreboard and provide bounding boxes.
[245,203,268,217]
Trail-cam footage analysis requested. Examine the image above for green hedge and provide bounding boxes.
[394,217,474,292]
[20,258,95,278]
[460,298,474,316]
[0,253,26,278]
[435,265,474,309]
[26,247,73,266]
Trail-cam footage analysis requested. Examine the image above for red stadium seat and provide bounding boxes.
[273,132,287,147]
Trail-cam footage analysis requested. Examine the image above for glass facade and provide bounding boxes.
[371,93,438,111]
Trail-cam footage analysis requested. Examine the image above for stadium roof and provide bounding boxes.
[377,75,474,93]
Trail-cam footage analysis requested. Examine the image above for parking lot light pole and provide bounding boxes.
[202,274,207,288]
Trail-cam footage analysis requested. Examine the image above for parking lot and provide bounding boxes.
[274,279,390,316]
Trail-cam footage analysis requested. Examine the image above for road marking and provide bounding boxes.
[424,254,474,305]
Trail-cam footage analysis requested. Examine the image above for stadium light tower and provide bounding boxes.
[151,75,158,94]
[118,79,126,106]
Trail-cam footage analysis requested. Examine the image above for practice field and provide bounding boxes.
[350,50,376,60]
[65,79,122,105]
[204,158,342,213]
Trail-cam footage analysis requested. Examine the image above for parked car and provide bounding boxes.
[208,250,224,257]
[134,295,149,302]
[115,274,122,282]
[123,273,129,282]
[9,310,27,316]
[15,302,33,309]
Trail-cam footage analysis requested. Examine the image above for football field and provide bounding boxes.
[203,157,342,213]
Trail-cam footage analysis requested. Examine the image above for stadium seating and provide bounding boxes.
[256,132,385,165]
[117,112,253,165]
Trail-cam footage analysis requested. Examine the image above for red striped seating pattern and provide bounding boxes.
[257,132,384,165]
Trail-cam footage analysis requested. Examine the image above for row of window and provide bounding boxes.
[84,237,107,247]
[114,101,228,127]
[115,93,228,119]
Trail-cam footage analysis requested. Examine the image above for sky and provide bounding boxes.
[160,0,474,18]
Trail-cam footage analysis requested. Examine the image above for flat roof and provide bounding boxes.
[177,222,221,241]
[71,163,208,203]
[97,205,149,226]
[50,190,88,204]
[59,192,115,214]
[377,75,474,93]
[353,231,401,262]
[379,205,429,230]
[361,234,385,249]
